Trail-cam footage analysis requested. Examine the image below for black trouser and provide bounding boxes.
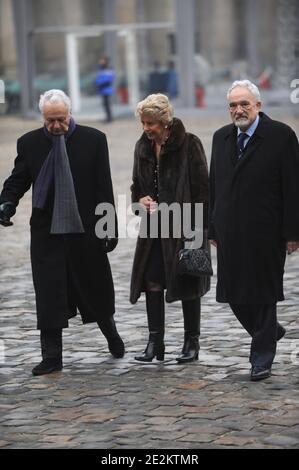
[40,317,119,360]
[229,303,279,368]
[97,315,119,341]
[40,329,63,360]
[102,95,112,122]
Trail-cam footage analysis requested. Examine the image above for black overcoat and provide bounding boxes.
[0,125,116,329]
[209,112,299,304]
[130,118,210,304]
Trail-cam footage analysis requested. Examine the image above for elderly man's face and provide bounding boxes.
[43,102,71,135]
[228,86,261,131]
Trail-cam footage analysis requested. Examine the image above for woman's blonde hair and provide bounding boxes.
[135,93,174,126]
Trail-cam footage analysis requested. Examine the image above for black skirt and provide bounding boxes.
[144,238,166,286]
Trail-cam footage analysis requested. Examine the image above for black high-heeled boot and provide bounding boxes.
[135,332,165,362]
[135,291,165,362]
[32,329,63,376]
[176,298,201,363]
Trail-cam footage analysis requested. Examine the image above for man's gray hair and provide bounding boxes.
[227,80,261,102]
[39,89,72,114]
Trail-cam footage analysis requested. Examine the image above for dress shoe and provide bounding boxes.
[97,317,125,358]
[32,358,62,376]
[277,326,286,341]
[108,334,125,358]
[250,366,271,381]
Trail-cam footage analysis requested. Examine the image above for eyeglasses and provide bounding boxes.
[228,101,253,111]
[45,117,69,125]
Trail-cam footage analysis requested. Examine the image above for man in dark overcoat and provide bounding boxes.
[0,89,124,375]
[209,80,299,381]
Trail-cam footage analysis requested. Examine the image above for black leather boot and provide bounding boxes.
[32,358,63,376]
[135,291,165,362]
[97,316,125,358]
[176,298,201,363]
[32,329,63,376]
[277,323,286,341]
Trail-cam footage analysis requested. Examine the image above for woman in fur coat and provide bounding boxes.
[130,94,210,363]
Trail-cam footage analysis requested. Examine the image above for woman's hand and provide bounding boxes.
[139,196,157,213]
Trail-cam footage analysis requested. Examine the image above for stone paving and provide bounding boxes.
[0,113,299,449]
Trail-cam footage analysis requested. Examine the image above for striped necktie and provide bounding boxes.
[237,132,248,158]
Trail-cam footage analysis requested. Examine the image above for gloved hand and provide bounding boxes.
[101,236,118,253]
[0,202,16,227]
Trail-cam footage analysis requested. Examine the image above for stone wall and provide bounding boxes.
[0,0,17,77]
[0,0,297,87]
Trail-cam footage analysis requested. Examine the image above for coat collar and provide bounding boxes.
[224,111,271,139]
[227,112,269,179]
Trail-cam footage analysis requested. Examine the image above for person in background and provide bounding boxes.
[166,60,178,99]
[96,56,115,123]
[148,61,165,94]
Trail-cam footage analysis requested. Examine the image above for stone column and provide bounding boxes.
[12,0,35,115]
[136,0,150,83]
[33,0,88,73]
[276,0,298,88]
[143,0,174,66]
[246,0,259,79]
[175,0,196,107]
[103,0,117,67]
[209,0,235,69]
[0,0,17,78]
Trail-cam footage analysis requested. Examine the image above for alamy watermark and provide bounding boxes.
[289,340,299,365]
[0,79,4,104]
[95,196,204,248]
[276,339,299,366]
[290,79,299,104]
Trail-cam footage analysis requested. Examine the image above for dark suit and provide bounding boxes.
[0,125,116,330]
[209,112,299,367]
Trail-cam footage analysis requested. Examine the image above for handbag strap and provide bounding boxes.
[182,134,208,249]
[181,134,196,247]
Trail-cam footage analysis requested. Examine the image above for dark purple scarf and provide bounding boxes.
[32,117,84,234]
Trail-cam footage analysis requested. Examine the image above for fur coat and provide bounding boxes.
[130,117,210,304]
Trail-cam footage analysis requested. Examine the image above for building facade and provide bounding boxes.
[0,0,298,112]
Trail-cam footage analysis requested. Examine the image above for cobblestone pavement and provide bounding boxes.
[0,113,299,449]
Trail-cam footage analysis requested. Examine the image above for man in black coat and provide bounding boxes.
[0,89,124,376]
[209,80,299,381]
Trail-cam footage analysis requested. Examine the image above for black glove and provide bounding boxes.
[0,202,16,227]
[102,236,118,253]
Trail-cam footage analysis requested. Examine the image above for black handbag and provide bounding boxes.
[178,244,213,278]
[177,136,213,278]
[177,135,213,278]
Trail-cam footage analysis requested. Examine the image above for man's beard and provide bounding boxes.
[234,116,251,131]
